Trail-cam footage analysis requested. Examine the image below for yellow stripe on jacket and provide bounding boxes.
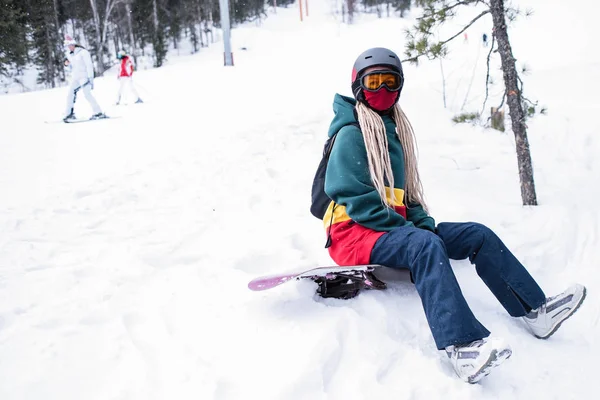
[323,187,406,228]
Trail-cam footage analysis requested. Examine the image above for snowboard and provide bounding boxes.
[248,264,387,299]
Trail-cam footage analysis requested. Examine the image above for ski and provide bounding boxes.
[44,116,121,124]
[64,116,120,124]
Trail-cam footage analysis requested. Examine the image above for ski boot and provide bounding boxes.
[446,337,512,383]
[89,112,108,120]
[63,112,76,123]
[522,283,586,339]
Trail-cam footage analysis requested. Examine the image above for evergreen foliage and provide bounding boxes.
[452,111,479,124]
[0,0,309,86]
[0,0,29,76]
[0,0,421,87]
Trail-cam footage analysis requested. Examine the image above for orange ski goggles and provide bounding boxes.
[361,70,403,92]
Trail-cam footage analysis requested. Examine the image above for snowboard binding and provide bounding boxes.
[314,270,387,299]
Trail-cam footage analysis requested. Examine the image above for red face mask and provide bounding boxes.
[363,88,399,112]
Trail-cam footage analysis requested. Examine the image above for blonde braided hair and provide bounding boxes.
[355,101,428,212]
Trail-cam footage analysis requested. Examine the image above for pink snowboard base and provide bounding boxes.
[248,265,381,291]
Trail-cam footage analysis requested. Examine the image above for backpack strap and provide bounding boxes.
[325,122,359,161]
[325,132,338,157]
[323,134,338,248]
[323,122,360,248]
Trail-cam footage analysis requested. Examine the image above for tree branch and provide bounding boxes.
[439,10,490,46]
[480,34,496,116]
[461,43,481,111]
[522,96,536,106]
[440,57,447,108]
[443,0,481,15]
[516,74,536,107]
[403,9,490,63]
[420,0,481,20]
[517,73,527,98]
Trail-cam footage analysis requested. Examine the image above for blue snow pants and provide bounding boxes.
[370,222,546,350]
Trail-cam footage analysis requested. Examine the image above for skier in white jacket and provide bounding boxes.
[63,35,106,122]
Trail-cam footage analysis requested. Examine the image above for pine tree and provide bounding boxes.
[0,0,29,76]
[1,0,295,86]
[25,0,65,87]
[229,0,267,24]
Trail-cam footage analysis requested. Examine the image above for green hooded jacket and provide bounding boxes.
[324,94,435,232]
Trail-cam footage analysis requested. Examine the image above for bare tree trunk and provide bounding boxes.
[347,0,355,24]
[113,29,121,54]
[191,25,199,52]
[45,22,56,88]
[207,8,214,44]
[490,0,537,205]
[198,1,205,48]
[89,0,105,74]
[125,1,136,57]
[152,0,165,66]
[198,24,204,48]
[153,0,159,33]
[89,0,121,74]
[101,1,111,59]
[52,0,65,81]
[72,19,80,43]
[102,0,121,64]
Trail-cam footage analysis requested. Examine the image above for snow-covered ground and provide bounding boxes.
[1,1,599,399]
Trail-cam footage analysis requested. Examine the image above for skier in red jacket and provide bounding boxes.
[116,50,143,105]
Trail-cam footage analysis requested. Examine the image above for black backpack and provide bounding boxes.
[310,123,359,220]
[310,133,339,220]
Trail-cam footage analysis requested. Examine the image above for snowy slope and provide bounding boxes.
[0,1,599,399]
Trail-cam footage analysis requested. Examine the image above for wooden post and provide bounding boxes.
[491,107,505,132]
[299,0,303,22]
[305,0,309,17]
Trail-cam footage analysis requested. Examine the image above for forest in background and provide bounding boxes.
[0,0,414,91]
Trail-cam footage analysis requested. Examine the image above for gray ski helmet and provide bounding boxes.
[351,47,404,100]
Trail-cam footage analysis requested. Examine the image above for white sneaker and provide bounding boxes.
[522,283,587,339]
[445,337,512,383]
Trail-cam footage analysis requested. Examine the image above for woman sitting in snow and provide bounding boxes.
[320,47,586,384]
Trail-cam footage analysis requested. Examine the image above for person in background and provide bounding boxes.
[320,47,587,384]
[116,50,143,105]
[62,35,106,122]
